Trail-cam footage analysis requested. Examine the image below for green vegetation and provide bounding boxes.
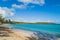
[0,15,13,24]
[0,15,55,24]
[0,15,27,24]
[12,22,28,24]
[13,21,56,24]
[34,22,55,24]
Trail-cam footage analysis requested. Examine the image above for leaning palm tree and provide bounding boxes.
[0,14,13,24]
[0,15,3,24]
[0,15,6,24]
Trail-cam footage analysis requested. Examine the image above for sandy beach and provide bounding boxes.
[0,25,60,40]
[0,25,34,40]
[0,30,60,40]
[0,30,34,40]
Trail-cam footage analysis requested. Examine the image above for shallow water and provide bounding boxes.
[8,24,60,35]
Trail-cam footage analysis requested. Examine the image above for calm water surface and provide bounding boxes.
[9,24,60,34]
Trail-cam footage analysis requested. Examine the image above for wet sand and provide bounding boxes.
[0,25,60,40]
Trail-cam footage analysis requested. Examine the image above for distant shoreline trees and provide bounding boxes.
[0,15,13,24]
[0,14,56,24]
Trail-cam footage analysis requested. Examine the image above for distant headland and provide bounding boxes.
[0,15,56,24]
[11,22,56,24]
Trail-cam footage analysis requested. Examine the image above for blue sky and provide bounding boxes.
[0,0,60,23]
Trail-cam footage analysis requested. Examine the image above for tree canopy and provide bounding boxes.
[0,15,13,24]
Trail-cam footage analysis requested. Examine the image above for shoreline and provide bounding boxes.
[0,24,60,40]
[11,29,60,40]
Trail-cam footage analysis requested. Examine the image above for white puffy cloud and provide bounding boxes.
[12,4,27,9]
[12,0,45,9]
[0,7,15,17]
[18,0,45,6]
[12,4,35,9]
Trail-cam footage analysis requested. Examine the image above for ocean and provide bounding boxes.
[9,24,60,35]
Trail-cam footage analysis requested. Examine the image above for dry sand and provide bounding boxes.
[0,25,60,40]
[0,25,35,40]
[0,29,34,40]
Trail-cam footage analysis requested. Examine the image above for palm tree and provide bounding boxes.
[0,14,13,24]
[0,15,7,24]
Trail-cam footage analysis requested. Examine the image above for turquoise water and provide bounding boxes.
[9,24,60,34]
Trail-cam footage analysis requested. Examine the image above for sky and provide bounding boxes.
[0,0,60,23]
